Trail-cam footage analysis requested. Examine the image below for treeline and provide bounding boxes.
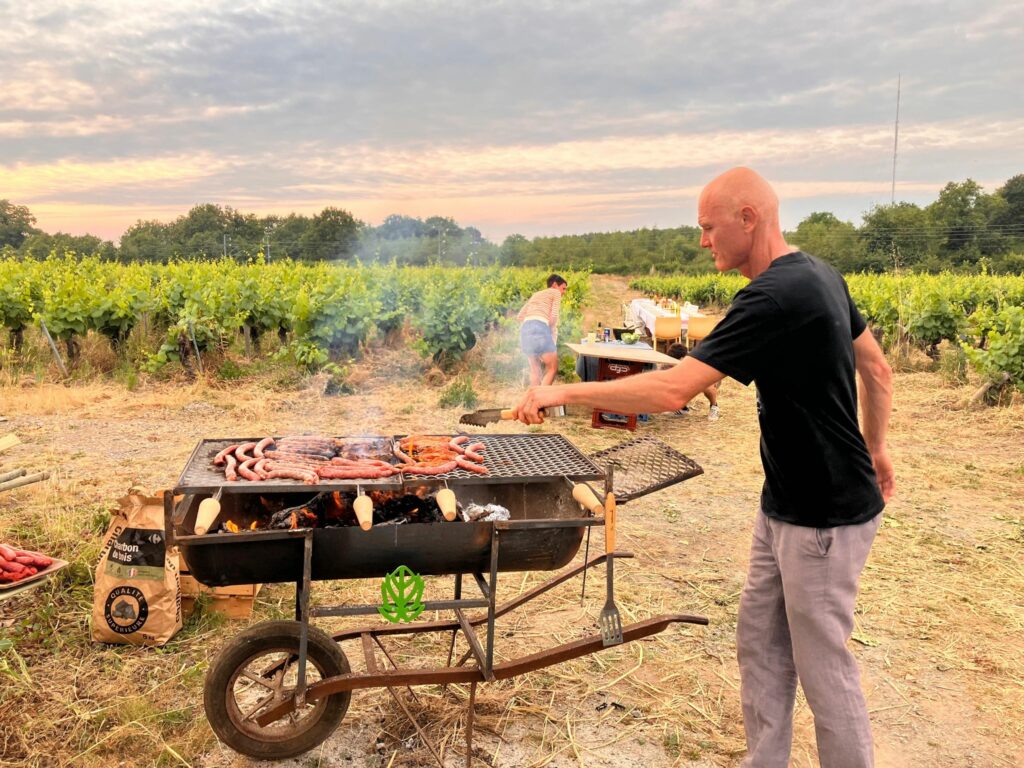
[505,175,1024,274]
[0,203,502,266]
[499,226,714,274]
[1,173,1022,273]
[789,177,1024,273]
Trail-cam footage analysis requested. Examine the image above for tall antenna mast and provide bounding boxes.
[891,74,901,204]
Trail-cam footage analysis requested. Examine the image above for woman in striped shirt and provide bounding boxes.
[516,274,568,386]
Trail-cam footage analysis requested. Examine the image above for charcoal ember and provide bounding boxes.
[376,494,446,525]
[320,491,359,527]
[268,505,320,530]
[258,495,289,514]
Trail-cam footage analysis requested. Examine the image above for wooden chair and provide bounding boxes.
[685,315,719,349]
[653,315,682,354]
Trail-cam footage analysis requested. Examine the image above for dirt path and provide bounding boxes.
[579,274,646,331]
[0,276,1022,768]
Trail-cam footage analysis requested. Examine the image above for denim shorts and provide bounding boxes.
[520,320,556,355]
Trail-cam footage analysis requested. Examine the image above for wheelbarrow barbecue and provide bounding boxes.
[167,434,707,764]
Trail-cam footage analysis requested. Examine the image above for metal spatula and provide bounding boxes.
[600,491,623,646]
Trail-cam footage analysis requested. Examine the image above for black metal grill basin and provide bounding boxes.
[174,480,593,586]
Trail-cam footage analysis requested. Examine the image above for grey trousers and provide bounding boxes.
[737,509,881,768]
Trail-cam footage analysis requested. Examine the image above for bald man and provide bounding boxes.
[514,168,894,768]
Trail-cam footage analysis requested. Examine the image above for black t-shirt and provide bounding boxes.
[690,252,884,528]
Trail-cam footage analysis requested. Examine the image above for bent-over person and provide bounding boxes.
[512,168,894,768]
[517,273,567,386]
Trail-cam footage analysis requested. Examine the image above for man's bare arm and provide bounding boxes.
[513,356,725,423]
[853,328,895,501]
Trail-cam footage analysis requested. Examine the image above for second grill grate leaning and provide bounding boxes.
[589,436,703,503]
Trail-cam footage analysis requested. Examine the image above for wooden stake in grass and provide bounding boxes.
[38,319,69,378]
[0,467,27,484]
[0,471,50,494]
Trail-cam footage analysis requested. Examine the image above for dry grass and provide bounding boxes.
[1,276,1023,767]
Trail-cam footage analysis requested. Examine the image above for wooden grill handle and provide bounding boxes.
[194,497,221,536]
[435,488,457,522]
[605,492,616,553]
[354,495,373,531]
[572,483,605,516]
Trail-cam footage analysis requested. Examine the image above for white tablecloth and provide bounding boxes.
[628,298,704,336]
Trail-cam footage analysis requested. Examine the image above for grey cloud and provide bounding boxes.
[1,0,1022,236]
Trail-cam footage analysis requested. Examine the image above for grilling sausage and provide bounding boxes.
[401,461,458,475]
[213,444,240,466]
[254,437,276,458]
[234,442,258,462]
[317,466,397,479]
[463,442,486,463]
[264,450,330,464]
[224,454,239,481]
[264,468,319,485]
[236,458,261,481]
[329,457,394,468]
[455,456,489,474]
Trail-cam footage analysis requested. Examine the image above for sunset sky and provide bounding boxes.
[2,0,1022,242]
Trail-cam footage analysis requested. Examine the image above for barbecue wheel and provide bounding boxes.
[204,620,352,759]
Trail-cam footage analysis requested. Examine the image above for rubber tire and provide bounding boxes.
[204,620,352,760]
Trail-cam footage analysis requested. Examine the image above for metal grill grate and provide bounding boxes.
[588,437,703,503]
[174,438,403,493]
[417,434,604,483]
[174,434,604,494]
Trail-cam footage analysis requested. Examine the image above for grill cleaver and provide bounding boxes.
[459,405,567,426]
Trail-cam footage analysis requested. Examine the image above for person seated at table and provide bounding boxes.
[666,343,720,420]
[517,274,568,386]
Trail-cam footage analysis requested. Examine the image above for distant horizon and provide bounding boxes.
[13,174,1012,247]
[4,2,1021,245]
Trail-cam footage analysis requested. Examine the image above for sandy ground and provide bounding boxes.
[1,275,1022,768]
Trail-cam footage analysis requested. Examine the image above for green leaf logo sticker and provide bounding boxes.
[378,565,426,623]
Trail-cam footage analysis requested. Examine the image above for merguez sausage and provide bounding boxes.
[273,446,334,459]
[401,461,458,475]
[234,442,258,462]
[317,466,396,479]
[455,456,489,474]
[224,455,239,481]
[213,444,240,466]
[463,442,486,463]
[264,451,330,464]
[264,468,319,485]
[237,458,261,481]
[329,457,394,468]
[254,437,276,458]
[449,435,469,454]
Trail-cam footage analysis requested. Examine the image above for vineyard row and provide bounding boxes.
[631,272,1024,394]
[0,257,589,374]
